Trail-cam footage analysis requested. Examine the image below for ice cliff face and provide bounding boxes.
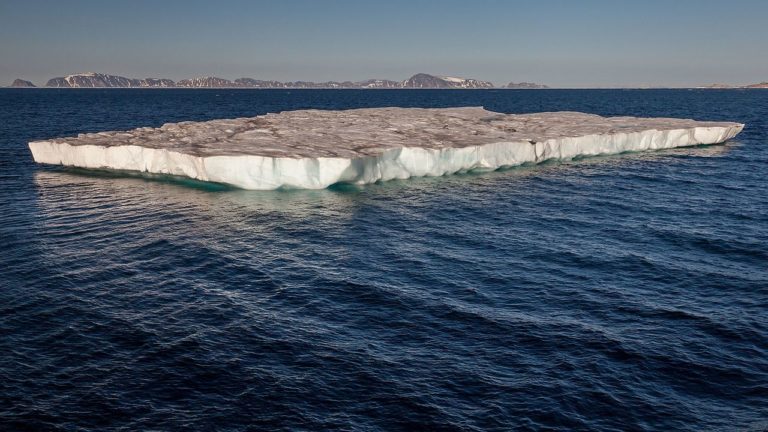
[28,107,744,190]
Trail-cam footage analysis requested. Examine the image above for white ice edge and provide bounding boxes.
[29,125,743,190]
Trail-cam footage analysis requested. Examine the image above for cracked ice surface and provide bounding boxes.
[29,107,744,190]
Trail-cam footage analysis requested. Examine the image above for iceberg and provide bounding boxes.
[28,107,744,190]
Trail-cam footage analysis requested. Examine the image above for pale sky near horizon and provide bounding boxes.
[1,0,766,88]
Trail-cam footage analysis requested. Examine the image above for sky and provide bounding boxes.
[1,0,766,88]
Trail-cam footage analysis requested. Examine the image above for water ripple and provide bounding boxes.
[1,89,766,431]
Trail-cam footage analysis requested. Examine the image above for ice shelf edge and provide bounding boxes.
[29,123,744,190]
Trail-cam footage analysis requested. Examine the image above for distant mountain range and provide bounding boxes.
[505,82,549,89]
[8,72,550,89]
[699,82,768,89]
[10,74,768,89]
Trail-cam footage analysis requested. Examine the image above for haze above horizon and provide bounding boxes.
[1,0,766,88]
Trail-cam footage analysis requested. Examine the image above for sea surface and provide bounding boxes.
[0,89,766,431]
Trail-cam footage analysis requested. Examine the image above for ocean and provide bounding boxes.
[1,88,766,431]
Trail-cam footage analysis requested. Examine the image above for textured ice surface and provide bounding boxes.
[29,107,744,190]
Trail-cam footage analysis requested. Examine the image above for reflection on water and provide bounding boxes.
[30,141,740,278]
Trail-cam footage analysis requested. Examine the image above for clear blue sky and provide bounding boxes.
[1,0,766,87]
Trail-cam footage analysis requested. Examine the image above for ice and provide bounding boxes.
[28,107,744,190]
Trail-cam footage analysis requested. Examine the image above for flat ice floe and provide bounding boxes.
[29,107,744,190]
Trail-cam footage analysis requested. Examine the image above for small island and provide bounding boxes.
[10,79,36,88]
[505,82,549,89]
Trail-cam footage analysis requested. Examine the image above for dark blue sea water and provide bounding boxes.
[1,89,766,431]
